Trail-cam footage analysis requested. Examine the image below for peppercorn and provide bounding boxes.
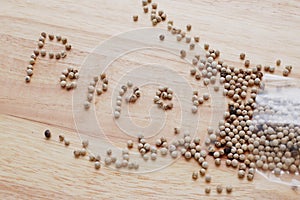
[133,15,138,22]
[152,3,157,9]
[44,129,51,139]
[73,150,80,158]
[276,59,281,66]
[245,60,250,67]
[64,140,70,146]
[204,43,209,50]
[95,161,101,170]
[49,52,54,59]
[186,24,192,31]
[48,34,54,40]
[180,50,186,58]
[205,175,211,183]
[82,140,89,148]
[216,185,223,193]
[55,53,61,59]
[240,53,245,60]
[159,34,165,41]
[226,185,233,193]
[205,187,211,194]
[38,41,44,48]
[59,135,64,142]
[189,171,198,180]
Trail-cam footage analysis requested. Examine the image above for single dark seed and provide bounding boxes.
[229,105,236,115]
[224,147,231,155]
[44,129,51,139]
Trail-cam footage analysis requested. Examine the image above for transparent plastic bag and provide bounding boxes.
[253,74,300,186]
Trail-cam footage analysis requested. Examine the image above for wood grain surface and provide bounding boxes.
[1,0,300,199]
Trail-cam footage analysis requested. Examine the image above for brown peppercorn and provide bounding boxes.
[49,52,54,59]
[152,3,157,9]
[161,13,167,21]
[186,24,192,31]
[245,60,250,67]
[64,140,70,146]
[205,187,211,194]
[192,171,198,180]
[40,50,46,57]
[33,49,39,56]
[59,135,64,142]
[240,53,245,60]
[38,36,45,43]
[133,15,138,22]
[61,51,67,58]
[143,6,148,13]
[41,32,47,38]
[56,35,62,42]
[73,150,80,158]
[142,0,147,6]
[48,34,54,40]
[61,37,68,44]
[55,53,61,59]
[38,41,44,48]
[276,59,281,66]
[101,77,108,84]
[100,73,106,80]
[204,43,209,50]
[65,44,72,51]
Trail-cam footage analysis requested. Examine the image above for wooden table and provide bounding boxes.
[1,0,300,199]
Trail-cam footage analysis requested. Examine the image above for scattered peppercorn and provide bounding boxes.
[44,129,51,139]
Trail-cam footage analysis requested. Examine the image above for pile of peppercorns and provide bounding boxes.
[41,0,299,195]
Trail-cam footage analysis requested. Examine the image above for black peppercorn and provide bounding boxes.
[224,147,231,155]
[220,71,227,78]
[44,129,51,139]
[229,105,236,115]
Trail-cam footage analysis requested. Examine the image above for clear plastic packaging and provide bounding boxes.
[253,74,300,186]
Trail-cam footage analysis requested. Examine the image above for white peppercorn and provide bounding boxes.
[216,185,223,193]
[73,150,80,158]
[96,89,102,95]
[94,161,101,170]
[192,171,198,180]
[25,76,31,82]
[226,185,233,193]
[150,153,157,160]
[160,147,168,156]
[191,106,198,113]
[203,93,210,101]
[202,161,209,169]
[205,175,211,182]
[171,150,178,158]
[238,170,245,178]
[215,158,221,166]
